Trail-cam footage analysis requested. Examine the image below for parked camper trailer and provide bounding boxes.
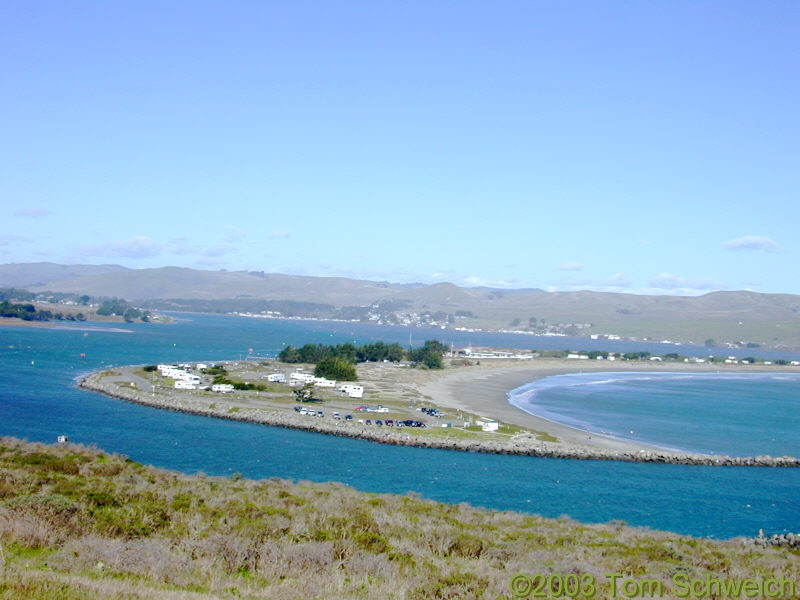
[338,384,364,399]
[290,372,314,383]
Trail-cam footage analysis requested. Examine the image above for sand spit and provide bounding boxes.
[79,363,800,467]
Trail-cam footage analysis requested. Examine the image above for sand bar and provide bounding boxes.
[418,360,795,453]
[78,358,800,466]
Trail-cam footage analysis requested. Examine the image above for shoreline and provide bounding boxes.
[78,360,800,467]
[418,360,792,455]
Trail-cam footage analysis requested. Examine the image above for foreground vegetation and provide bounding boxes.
[0,438,797,599]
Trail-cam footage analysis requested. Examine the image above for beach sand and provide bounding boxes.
[416,359,791,453]
[80,358,800,465]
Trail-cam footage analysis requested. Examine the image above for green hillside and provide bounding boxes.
[5,263,800,347]
[0,437,797,599]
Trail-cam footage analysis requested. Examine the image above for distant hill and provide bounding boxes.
[5,262,800,348]
[24,267,409,304]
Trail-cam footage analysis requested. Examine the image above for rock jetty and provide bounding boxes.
[79,372,800,467]
[752,530,800,548]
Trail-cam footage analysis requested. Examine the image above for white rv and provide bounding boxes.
[338,384,364,399]
[290,372,314,383]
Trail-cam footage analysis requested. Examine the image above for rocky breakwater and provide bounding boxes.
[751,530,800,548]
[80,372,800,467]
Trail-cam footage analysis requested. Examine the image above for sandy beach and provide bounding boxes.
[416,359,795,453]
[78,358,800,466]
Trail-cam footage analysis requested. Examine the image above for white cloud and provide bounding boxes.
[558,262,583,272]
[13,207,50,218]
[224,226,247,242]
[459,275,517,288]
[168,238,236,258]
[601,273,634,287]
[192,257,229,268]
[723,235,777,252]
[648,273,723,293]
[548,273,634,293]
[77,236,162,259]
[0,234,33,246]
[199,244,234,257]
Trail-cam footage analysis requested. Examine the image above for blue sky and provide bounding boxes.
[2,1,799,295]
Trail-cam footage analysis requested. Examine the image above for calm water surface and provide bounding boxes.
[1,313,798,539]
[510,371,800,456]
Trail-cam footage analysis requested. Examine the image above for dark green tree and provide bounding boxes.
[293,382,318,402]
[408,339,447,369]
[278,346,301,363]
[314,356,357,381]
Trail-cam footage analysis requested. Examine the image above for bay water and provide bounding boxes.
[1,313,798,539]
[509,371,800,456]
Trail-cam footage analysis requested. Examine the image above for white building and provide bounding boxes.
[211,383,234,393]
[266,373,286,383]
[175,380,198,390]
[475,418,499,432]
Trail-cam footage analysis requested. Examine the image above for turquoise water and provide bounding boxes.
[509,372,800,456]
[1,313,799,539]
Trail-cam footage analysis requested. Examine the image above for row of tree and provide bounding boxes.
[96,298,150,322]
[0,289,151,324]
[278,339,449,378]
[0,301,86,322]
[278,341,408,365]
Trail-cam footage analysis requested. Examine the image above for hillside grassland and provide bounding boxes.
[1,437,798,599]
[7,263,800,347]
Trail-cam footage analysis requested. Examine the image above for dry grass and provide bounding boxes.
[0,437,797,599]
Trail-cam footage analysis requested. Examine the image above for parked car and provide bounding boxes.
[385,419,393,426]
[333,412,341,419]
[375,419,383,426]
[316,410,324,417]
[345,414,353,420]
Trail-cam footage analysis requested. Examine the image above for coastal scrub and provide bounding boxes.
[0,437,797,599]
